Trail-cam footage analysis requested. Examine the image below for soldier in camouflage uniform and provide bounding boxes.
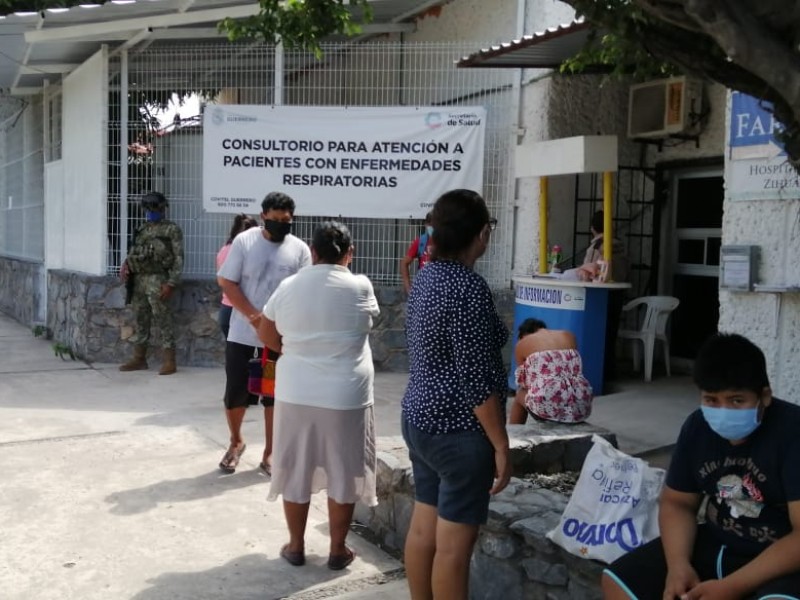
[119,191,184,375]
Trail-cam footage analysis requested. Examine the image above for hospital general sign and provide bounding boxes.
[202,105,486,218]
[727,92,798,200]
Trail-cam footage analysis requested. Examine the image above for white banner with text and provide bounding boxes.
[202,105,486,218]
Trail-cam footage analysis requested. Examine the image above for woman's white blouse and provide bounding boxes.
[263,264,380,410]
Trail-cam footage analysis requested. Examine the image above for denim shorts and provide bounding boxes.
[401,417,494,525]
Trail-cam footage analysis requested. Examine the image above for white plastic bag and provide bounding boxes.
[546,435,665,564]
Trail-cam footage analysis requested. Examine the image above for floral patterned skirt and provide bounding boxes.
[515,349,593,423]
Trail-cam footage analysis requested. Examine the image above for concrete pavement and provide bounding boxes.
[0,312,698,599]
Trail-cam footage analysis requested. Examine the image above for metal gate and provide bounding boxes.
[570,166,660,299]
[107,41,516,288]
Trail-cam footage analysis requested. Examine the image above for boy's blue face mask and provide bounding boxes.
[145,210,163,222]
[700,405,761,441]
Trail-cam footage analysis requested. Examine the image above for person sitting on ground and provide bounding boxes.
[399,211,434,295]
[508,318,592,425]
[602,332,800,600]
[216,213,258,339]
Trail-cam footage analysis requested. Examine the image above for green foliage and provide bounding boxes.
[559,1,678,80]
[53,341,76,361]
[219,0,374,58]
[560,31,678,81]
[32,324,45,338]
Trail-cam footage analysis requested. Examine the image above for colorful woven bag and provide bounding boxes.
[247,348,279,398]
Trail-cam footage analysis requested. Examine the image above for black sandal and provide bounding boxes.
[280,544,305,567]
[327,547,356,571]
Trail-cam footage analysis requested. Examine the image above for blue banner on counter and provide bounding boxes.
[515,282,586,311]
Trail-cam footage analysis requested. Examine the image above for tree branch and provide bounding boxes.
[683,0,800,143]
[633,0,704,33]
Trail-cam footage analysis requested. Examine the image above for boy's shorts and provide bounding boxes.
[604,525,800,599]
[401,417,494,526]
[223,342,261,409]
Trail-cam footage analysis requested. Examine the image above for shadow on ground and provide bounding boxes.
[129,553,382,600]
[105,469,267,515]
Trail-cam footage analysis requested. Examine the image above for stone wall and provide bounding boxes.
[42,271,517,370]
[0,257,45,327]
[356,423,617,599]
[47,270,223,366]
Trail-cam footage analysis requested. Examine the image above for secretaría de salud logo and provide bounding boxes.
[425,112,442,129]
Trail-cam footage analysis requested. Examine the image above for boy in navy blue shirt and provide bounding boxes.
[602,333,800,599]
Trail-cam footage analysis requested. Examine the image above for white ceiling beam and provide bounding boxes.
[19,63,79,74]
[64,27,225,42]
[12,12,44,89]
[25,4,261,43]
[10,87,45,96]
[133,0,198,53]
[110,28,152,55]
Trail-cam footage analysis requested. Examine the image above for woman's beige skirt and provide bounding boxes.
[268,402,377,506]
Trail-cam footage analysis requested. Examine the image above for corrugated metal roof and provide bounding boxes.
[0,0,448,91]
[457,19,596,69]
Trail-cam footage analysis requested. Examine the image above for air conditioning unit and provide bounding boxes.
[627,76,702,138]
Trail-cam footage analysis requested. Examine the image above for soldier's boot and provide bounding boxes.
[119,345,148,371]
[158,348,177,376]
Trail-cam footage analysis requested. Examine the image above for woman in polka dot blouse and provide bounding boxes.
[401,189,511,600]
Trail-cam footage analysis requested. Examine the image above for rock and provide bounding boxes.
[384,351,409,372]
[103,286,126,309]
[469,553,523,600]
[567,576,603,600]
[479,532,520,560]
[381,329,407,350]
[509,511,562,546]
[521,558,568,586]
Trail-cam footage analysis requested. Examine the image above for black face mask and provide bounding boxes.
[264,219,292,243]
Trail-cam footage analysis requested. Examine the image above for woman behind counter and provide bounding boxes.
[402,189,511,600]
[258,220,379,571]
[508,318,593,425]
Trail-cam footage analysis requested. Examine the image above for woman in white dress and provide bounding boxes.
[258,220,379,571]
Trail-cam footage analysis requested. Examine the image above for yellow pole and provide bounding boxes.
[603,171,613,281]
[539,176,548,274]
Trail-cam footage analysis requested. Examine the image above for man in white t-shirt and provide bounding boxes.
[216,192,312,474]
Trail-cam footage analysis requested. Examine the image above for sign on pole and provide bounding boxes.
[202,105,486,218]
[727,92,798,200]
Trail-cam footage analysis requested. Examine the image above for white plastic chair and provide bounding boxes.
[618,296,680,382]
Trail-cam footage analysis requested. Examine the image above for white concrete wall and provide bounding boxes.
[61,47,107,275]
[44,160,64,270]
[407,0,516,44]
[719,92,800,399]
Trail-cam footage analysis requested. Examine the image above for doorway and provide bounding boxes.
[665,168,723,360]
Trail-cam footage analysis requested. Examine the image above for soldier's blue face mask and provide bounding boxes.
[145,210,163,222]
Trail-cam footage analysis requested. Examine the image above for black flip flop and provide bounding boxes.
[280,544,305,567]
[327,547,356,571]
